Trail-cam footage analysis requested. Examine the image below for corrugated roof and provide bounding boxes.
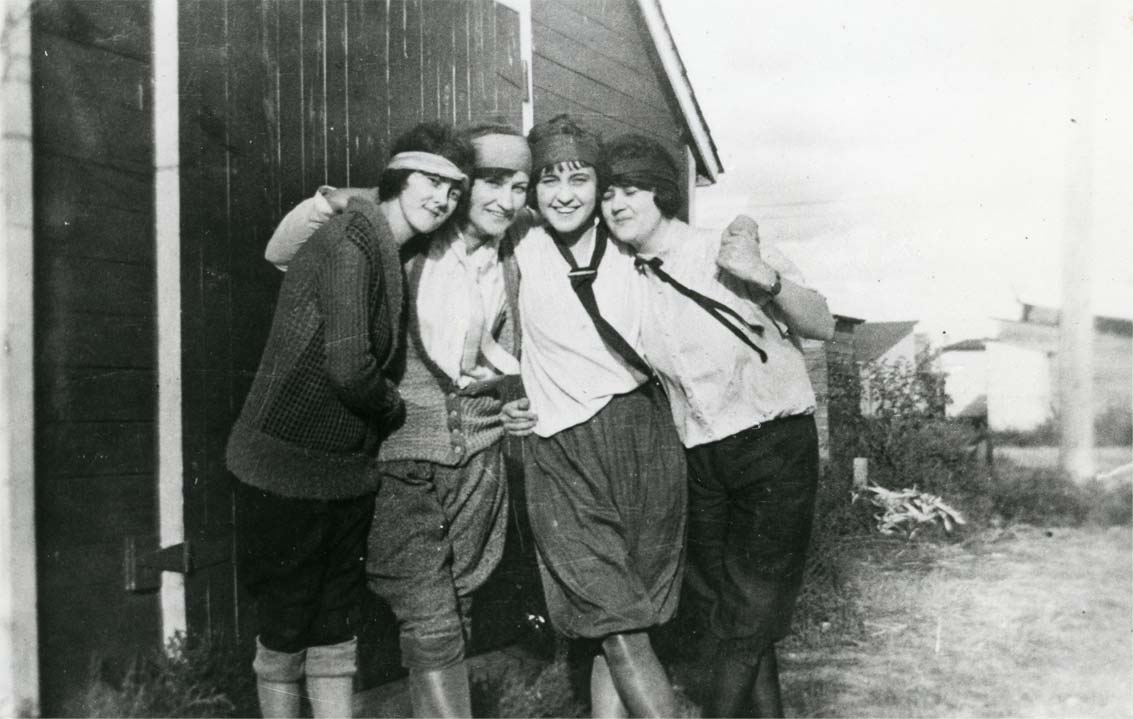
[855,321,918,363]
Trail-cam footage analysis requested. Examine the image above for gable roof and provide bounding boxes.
[942,339,988,352]
[634,0,724,185]
[855,321,918,363]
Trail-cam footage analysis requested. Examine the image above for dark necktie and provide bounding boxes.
[551,225,653,377]
[634,255,769,363]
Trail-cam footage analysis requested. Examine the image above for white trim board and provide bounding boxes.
[154,0,186,643]
[0,0,41,714]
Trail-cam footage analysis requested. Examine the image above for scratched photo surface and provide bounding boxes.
[5,0,1130,716]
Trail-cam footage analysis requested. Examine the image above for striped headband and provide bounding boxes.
[530,133,601,172]
[608,157,678,190]
[471,134,532,174]
[386,151,469,186]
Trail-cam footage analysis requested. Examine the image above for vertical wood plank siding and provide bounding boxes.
[31,1,159,713]
[531,0,690,213]
[178,0,525,685]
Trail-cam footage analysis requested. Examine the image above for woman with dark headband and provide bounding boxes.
[263,124,537,718]
[227,122,473,718]
[514,115,685,718]
[600,133,836,718]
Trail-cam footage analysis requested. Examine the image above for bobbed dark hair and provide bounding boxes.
[376,121,476,201]
[603,133,683,219]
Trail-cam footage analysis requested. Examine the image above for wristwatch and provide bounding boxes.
[767,269,782,298]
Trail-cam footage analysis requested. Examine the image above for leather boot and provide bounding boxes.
[252,638,305,718]
[589,654,628,718]
[407,663,472,718]
[601,632,675,718]
[305,638,358,718]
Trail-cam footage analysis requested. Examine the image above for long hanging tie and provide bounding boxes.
[550,225,653,377]
[634,255,769,363]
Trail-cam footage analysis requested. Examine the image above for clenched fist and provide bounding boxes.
[716,215,778,291]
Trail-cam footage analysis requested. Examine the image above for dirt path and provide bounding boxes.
[782,526,1133,717]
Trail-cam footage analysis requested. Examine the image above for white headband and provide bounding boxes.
[385,151,468,186]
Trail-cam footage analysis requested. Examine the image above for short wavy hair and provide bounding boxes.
[376,121,476,201]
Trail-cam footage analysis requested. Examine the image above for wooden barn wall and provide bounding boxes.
[178,0,527,684]
[30,1,159,713]
[531,0,691,212]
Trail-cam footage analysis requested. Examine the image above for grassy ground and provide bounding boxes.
[775,525,1132,718]
[466,524,1132,718]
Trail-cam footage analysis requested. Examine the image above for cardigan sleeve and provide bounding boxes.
[265,186,336,271]
[317,219,404,423]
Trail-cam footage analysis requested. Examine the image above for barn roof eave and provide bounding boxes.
[634,0,724,185]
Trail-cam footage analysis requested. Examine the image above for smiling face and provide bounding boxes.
[464,170,530,240]
[601,184,663,250]
[535,163,598,235]
[399,171,463,235]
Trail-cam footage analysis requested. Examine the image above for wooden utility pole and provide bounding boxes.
[1058,3,1097,482]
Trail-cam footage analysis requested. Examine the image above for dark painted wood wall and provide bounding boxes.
[532,0,690,213]
[178,0,528,687]
[31,1,159,713]
[29,0,703,708]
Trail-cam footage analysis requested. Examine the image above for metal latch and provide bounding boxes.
[124,536,231,593]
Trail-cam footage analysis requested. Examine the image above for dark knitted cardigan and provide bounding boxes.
[378,226,524,466]
[226,198,405,500]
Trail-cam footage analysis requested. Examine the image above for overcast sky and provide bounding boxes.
[660,0,1132,343]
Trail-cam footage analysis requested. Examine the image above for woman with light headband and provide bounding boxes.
[512,114,686,718]
[263,123,537,718]
[601,133,836,719]
[227,121,473,719]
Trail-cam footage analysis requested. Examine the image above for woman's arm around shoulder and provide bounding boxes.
[717,216,836,341]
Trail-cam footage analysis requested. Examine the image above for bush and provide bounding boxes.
[854,356,982,498]
[1095,403,1133,447]
[992,403,1132,447]
[68,633,256,718]
[984,461,1132,527]
[990,416,1060,447]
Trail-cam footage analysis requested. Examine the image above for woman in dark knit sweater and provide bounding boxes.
[225,122,474,719]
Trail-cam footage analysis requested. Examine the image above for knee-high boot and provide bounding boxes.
[407,663,472,718]
[601,632,675,718]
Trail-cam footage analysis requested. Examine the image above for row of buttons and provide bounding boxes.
[446,393,466,457]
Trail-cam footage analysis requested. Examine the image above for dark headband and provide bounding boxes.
[531,133,601,172]
[608,157,678,190]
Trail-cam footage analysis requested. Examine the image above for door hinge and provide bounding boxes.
[124,536,231,593]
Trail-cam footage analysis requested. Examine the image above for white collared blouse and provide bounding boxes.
[514,223,648,437]
[637,220,818,448]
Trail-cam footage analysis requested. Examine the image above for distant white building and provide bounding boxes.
[940,302,1132,432]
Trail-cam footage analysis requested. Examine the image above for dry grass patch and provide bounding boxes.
[782,526,1132,717]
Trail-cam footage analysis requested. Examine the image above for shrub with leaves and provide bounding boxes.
[854,354,982,497]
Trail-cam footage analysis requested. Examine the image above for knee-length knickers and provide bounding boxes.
[524,381,687,638]
[684,414,819,660]
[367,444,508,669]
